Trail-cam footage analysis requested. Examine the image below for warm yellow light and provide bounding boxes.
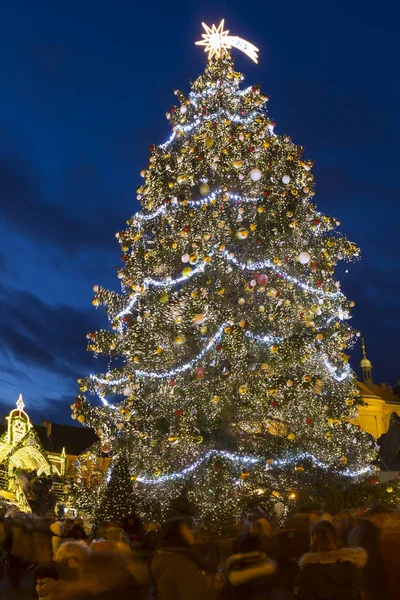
[195,20,259,63]
[289,492,297,500]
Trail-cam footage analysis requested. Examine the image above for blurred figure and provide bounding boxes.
[380,511,400,600]
[220,532,276,600]
[268,509,310,600]
[50,521,64,559]
[32,516,53,564]
[34,561,60,600]
[8,514,32,589]
[319,503,333,523]
[83,551,139,599]
[55,540,91,580]
[65,522,88,541]
[295,520,366,600]
[348,505,391,600]
[152,518,215,599]
[333,510,353,548]
[129,528,160,592]
[122,513,143,542]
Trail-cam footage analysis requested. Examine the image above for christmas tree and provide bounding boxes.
[73,21,383,524]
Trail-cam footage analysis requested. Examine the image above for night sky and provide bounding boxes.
[1,0,399,424]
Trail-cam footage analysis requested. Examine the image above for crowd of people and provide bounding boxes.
[0,502,399,599]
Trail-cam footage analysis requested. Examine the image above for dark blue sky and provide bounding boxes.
[0,0,398,424]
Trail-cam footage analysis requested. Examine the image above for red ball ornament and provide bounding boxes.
[257,274,269,287]
[75,401,82,409]
[369,477,377,485]
[175,409,183,416]
[170,107,175,113]
[312,219,321,226]
[316,281,322,288]
[214,462,222,471]
[271,401,279,408]
[262,190,269,197]
[149,145,154,151]
[215,344,222,351]
[169,380,175,387]
[310,261,319,272]
[306,418,313,425]
[196,367,206,380]
[249,146,255,152]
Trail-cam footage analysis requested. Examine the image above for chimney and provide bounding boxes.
[42,420,52,437]
[387,385,393,394]
[381,383,387,391]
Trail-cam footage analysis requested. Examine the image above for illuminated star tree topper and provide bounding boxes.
[195,19,259,63]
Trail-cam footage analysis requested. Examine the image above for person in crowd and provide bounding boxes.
[55,540,91,576]
[267,509,310,600]
[220,532,276,600]
[65,521,88,541]
[32,516,53,564]
[82,550,140,599]
[295,520,366,600]
[122,513,143,542]
[50,521,64,559]
[378,511,400,600]
[152,517,215,599]
[348,504,391,600]
[333,510,354,548]
[129,528,160,593]
[8,513,32,589]
[34,561,60,600]
[319,503,333,523]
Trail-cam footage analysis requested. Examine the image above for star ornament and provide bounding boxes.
[195,20,259,64]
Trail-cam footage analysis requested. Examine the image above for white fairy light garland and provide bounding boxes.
[135,449,372,484]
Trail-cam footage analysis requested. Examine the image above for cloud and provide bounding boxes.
[0,283,105,379]
[0,152,122,253]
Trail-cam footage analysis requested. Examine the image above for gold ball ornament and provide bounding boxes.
[387,486,393,493]
[199,183,210,196]
[205,136,214,148]
[174,335,187,346]
[239,385,248,395]
[287,433,296,441]
[182,267,192,277]
[340,456,348,464]
[236,228,249,240]
[77,415,85,423]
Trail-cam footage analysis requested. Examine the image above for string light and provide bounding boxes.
[224,251,344,299]
[133,189,259,224]
[127,323,226,379]
[160,109,267,148]
[135,449,372,484]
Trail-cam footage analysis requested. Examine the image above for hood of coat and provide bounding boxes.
[226,551,276,586]
[299,547,367,569]
[50,522,64,537]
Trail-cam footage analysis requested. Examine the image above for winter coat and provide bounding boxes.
[295,547,367,600]
[348,519,389,594]
[219,551,276,600]
[152,546,215,600]
[50,522,64,559]
[10,519,33,562]
[267,528,309,591]
[32,523,53,564]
